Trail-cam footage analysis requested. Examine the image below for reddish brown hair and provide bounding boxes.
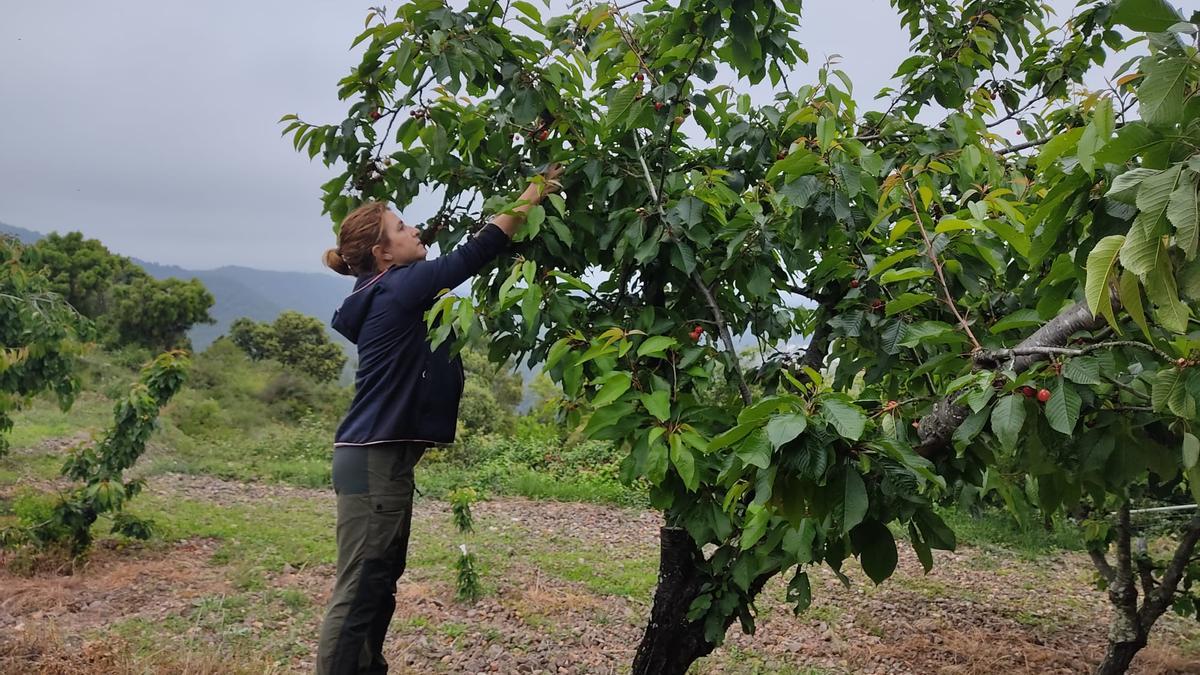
[323,201,389,276]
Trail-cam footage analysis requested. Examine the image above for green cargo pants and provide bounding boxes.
[316,442,426,675]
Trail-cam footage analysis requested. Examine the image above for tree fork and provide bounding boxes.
[916,300,1106,456]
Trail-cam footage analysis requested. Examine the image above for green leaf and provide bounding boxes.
[1183,432,1199,470]
[837,468,869,533]
[851,520,898,585]
[1152,367,1194,418]
[674,196,706,227]
[545,337,573,370]
[583,402,634,438]
[1045,377,1082,435]
[1094,124,1162,166]
[821,399,867,441]
[736,430,773,469]
[525,205,546,229]
[1084,235,1125,330]
[637,335,677,358]
[1168,174,1199,260]
[1077,97,1113,175]
[885,292,935,316]
[603,82,639,129]
[707,423,758,453]
[1063,357,1102,385]
[913,509,957,550]
[990,395,1026,450]
[869,249,920,277]
[1112,0,1182,33]
[646,435,669,484]
[740,504,770,550]
[1108,168,1160,204]
[786,569,812,613]
[766,413,808,449]
[1139,57,1190,126]
[1120,270,1154,343]
[989,309,1042,333]
[640,390,671,422]
[590,371,632,408]
[879,267,932,284]
[670,434,699,491]
[1144,242,1190,333]
[1037,127,1083,168]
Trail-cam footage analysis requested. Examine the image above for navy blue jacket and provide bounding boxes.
[331,223,509,446]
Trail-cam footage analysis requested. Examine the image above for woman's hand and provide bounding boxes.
[490,163,565,238]
[526,163,564,204]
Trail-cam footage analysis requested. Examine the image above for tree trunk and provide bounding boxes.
[631,526,715,675]
[1094,638,1146,675]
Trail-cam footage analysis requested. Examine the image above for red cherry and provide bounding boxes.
[635,73,644,81]
[1020,386,1035,398]
[850,280,860,289]
[654,102,664,111]
[1036,388,1051,403]
[369,109,381,121]
[538,129,550,141]
[777,150,788,160]
[870,299,884,311]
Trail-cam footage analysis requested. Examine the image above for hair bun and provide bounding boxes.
[323,248,353,276]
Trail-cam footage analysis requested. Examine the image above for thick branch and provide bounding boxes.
[1089,547,1116,584]
[916,300,1105,456]
[976,340,1173,367]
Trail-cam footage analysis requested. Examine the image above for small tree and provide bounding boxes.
[227,311,347,383]
[2,351,189,557]
[0,237,91,457]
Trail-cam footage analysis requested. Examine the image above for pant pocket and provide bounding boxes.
[364,492,413,565]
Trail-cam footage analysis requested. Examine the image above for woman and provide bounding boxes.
[315,165,561,675]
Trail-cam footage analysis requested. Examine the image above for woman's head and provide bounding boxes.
[323,201,427,276]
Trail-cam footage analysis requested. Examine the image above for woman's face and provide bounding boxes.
[373,210,427,271]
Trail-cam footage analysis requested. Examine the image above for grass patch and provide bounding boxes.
[523,534,657,599]
[4,391,111,450]
[938,506,1085,557]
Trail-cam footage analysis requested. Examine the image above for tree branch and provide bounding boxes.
[901,181,981,351]
[692,271,752,406]
[1144,513,1200,621]
[996,135,1053,155]
[916,300,1106,456]
[975,340,1174,368]
[1090,547,1116,584]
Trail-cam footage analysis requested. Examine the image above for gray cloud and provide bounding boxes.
[1,1,1092,273]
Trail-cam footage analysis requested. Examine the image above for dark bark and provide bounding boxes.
[631,527,714,675]
[916,300,1104,456]
[1095,640,1147,675]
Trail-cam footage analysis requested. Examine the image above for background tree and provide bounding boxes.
[0,236,92,456]
[227,311,346,383]
[291,0,1200,673]
[109,276,215,351]
[22,232,145,318]
[22,231,215,351]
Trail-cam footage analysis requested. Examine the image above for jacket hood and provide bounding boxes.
[331,270,388,344]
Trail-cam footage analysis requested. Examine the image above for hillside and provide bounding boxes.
[0,221,352,351]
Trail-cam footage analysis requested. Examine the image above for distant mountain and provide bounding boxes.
[0,221,353,352]
[0,221,44,244]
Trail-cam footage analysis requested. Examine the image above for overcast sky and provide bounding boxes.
[1,1,1097,273]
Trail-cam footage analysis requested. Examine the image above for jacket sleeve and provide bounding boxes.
[397,223,509,308]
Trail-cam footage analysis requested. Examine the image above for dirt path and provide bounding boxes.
[2,472,1199,674]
